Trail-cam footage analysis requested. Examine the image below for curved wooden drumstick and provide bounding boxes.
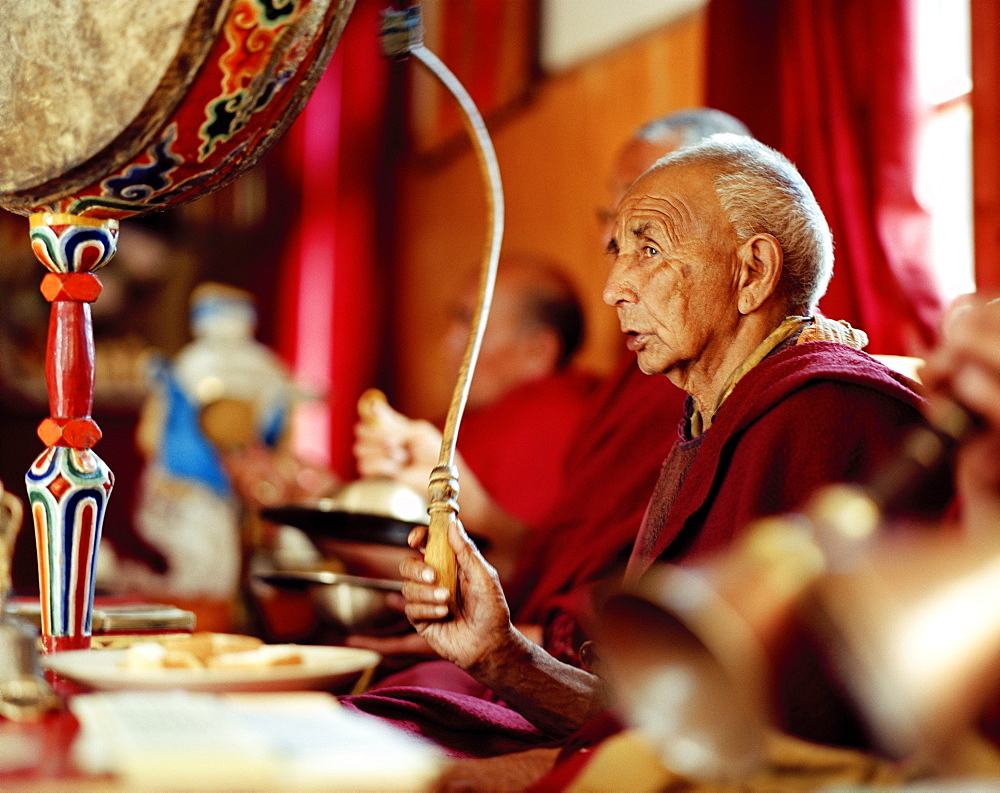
[380,8,504,599]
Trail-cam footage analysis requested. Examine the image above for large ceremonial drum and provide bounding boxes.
[0,0,355,651]
[0,0,354,218]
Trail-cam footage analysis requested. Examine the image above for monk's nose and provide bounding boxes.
[603,263,636,307]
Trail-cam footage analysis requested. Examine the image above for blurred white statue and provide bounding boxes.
[116,283,296,620]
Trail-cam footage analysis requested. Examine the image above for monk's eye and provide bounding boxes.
[642,245,660,257]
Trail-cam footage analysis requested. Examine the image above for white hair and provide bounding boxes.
[654,134,833,312]
[634,108,752,148]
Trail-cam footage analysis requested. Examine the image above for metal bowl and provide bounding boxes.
[261,478,490,582]
[260,478,428,580]
[255,570,409,635]
[260,479,429,547]
[329,478,430,524]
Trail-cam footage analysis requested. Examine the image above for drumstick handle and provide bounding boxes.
[426,464,459,595]
[420,36,503,596]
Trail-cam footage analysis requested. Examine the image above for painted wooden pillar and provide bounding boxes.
[26,213,117,653]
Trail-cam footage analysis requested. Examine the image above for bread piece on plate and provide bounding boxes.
[207,644,304,669]
[121,641,170,670]
[159,632,263,665]
[121,633,266,670]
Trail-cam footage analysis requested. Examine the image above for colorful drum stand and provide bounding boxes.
[0,0,355,651]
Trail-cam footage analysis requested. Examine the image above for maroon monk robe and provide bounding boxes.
[543,342,944,666]
[508,350,688,619]
[343,343,949,757]
[551,341,952,751]
[338,685,556,759]
[625,340,943,579]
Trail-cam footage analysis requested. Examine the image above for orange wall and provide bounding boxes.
[392,10,706,420]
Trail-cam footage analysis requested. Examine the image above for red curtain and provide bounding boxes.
[706,0,944,356]
[276,0,391,478]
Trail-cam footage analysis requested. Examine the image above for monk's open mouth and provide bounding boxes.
[625,332,647,351]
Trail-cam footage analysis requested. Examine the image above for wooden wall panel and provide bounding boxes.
[392,11,706,419]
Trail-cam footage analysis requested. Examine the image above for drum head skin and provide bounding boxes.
[0,0,355,217]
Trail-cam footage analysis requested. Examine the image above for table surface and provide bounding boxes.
[0,641,433,791]
[2,674,440,792]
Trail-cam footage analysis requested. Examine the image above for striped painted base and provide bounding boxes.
[27,446,113,653]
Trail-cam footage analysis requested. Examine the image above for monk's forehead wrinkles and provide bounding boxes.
[627,195,693,244]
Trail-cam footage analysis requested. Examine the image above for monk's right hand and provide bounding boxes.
[398,519,513,671]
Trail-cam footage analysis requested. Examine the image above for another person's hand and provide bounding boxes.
[922,295,1000,428]
[353,398,443,497]
[921,295,1000,535]
[398,519,514,671]
[352,399,518,552]
[221,444,338,509]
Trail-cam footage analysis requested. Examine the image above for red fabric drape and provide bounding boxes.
[706,0,944,355]
[277,0,390,477]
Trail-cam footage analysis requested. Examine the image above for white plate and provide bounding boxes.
[43,645,381,694]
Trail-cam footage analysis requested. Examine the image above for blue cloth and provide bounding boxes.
[156,364,232,497]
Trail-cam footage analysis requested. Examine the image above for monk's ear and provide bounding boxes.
[736,233,783,315]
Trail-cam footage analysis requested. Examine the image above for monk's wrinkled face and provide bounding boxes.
[602,164,741,385]
[598,135,684,243]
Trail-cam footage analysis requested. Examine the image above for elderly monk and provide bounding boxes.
[343,134,944,764]
[508,109,752,627]
[347,110,750,696]
[353,108,748,629]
